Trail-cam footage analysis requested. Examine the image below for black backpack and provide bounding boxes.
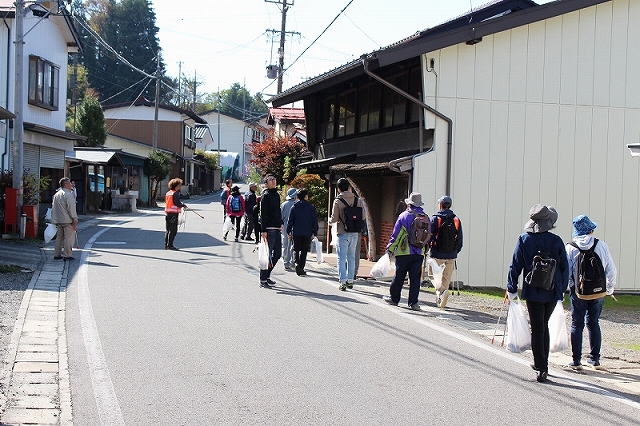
[434,215,459,253]
[339,197,363,233]
[408,213,431,249]
[568,239,607,300]
[525,238,556,291]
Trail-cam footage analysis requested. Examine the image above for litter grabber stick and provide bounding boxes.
[454,260,460,295]
[491,293,509,345]
[75,232,80,249]
[184,206,204,219]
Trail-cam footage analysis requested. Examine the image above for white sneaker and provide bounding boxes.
[439,289,450,308]
[435,290,441,307]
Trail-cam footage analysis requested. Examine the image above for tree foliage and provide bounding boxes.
[289,173,329,218]
[73,0,168,104]
[76,96,107,146]
[199,83,268,120]
[194,149,218,170]
[143,151,172,205]
[248,129,306,186]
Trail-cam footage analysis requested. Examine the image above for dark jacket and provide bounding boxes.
[507,231,569,302]
[429,209,463,259]
[286,199,319,237]
[260,188,282,229]
[244,190,257,213]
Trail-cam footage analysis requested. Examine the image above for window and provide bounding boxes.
[318,96,336,141]
[408,66,422,124]
[337,90,356,137]
[184,125,195,148]
[358,83,381,133]
[382,72,408,128]
[28,56,59,110]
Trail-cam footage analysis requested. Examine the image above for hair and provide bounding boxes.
[225,179,232,186]
[59,177,70,187]
[440,202,452,209]
[168,178,183,190]
[297,188,308,200]
[264,174,275,182]
[337,178,349,192]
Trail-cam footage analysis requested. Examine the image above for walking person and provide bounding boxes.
[281,187,297,270]
[506,204,569,382]
[383,192,429,311]
[224,185,245,242]
[220,179,232,220]
[330,178,363,291]
[240,182,258,241]
[51,177,78,260]
[428,195,463,308]
[565,215,617,370]
[286,188,319,276]
[259,175,283,288]
[164,178,187,250]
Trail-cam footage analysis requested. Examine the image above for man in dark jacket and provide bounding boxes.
[259,175,282,288]
[428,195,463,308]
[241,183,258,240]
[286,188,319,276]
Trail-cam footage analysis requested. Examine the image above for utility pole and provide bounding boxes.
[265,0,294,94]
[153,53,160,151]
[217,88,221,159]
[192,70,197,112]
[12,0,25,237]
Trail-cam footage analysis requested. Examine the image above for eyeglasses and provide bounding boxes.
[266,178,276,182]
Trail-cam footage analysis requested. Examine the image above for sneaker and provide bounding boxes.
[167,246,179,251]
[223,236,227,241]
[439,289,450,308]
[234,237,239,242]
[260,280,272,288]
[382,295,398,306]
[54,256,63,260]
[285,265,293,271]
[409,303,422,311]
[567,361,583,371]
[346,281,353,289]
[435,290,441,307]
[245,237,254,241]
[266,278,276,285]
[64,256,75,260]
[339,283,347,291]
[586,358,602,369]
[536,370,548,383]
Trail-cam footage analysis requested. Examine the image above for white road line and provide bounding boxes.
[315,277,640,411]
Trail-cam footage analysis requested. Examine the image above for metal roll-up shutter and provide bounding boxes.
[40,146,64,169]
[23,144,40,177]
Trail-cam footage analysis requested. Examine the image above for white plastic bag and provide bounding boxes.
[222,215,233,233]
[370,252,391,278]
[506,296,531,353]
[257,240,269,270]
[178,209,186,226]
[427,258,445,288]
[44,223,57,244]
[549,300,569,352]
[330,222,338,247]
[45,208,52,222]
[313,237,323,264]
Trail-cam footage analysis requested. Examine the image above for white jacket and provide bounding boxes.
[565,234,617,295]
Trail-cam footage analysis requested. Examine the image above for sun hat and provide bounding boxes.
[573,214,597,237]
[286,188,297,200]
[404,192,424,207]
[524,204,558,233]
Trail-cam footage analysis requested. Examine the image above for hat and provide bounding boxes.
[524,204,558,233]
[249,182,257,187]
[573,214,597,237]
[438,195,452,205]
[231,185,240,194]
[286,188,297,200]
[404,192,424,207]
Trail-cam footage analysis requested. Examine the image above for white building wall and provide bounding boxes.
[200,112,252,178]
[416,0,640,292]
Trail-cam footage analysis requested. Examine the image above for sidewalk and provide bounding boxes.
[1,221,638,424]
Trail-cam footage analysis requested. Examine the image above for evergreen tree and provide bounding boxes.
[143,151,172,206]
[76,96,107,147]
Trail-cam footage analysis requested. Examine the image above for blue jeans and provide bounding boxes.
[282,230,294,267]
[389,254,424,306]
[337,232,359,283]
[260,229,282,281]
[570,290,604,363]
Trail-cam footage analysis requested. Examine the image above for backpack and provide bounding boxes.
[230,194,242,212]
[568,239,607,300]
[525,238,556,291]
[220,189,229,205]
[434,215,459,253]
[408,213,431,249]
[339,197,363,233]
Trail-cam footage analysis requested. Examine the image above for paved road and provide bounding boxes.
[60,197,640,425]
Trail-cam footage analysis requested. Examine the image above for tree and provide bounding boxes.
[143,151,172,206]
[198,83,268,120]
[289,173,329,218]
[76,96,107,146]
[248,129,306,186]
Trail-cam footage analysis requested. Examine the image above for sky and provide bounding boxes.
[152,0,496,103]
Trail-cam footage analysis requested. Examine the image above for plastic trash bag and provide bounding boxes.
[370,253,391,278]
[257,240,269,270]
[222,216,233,233]
[427,257,445,288]
[506,296,531,353]
[330,222,338,247]
[44,223,57,244]
[178,209,186,226]
[549,300,569,352]
[313,237,323,264]
[45,208,52,222]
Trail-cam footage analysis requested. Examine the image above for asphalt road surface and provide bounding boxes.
[63,196,640,425]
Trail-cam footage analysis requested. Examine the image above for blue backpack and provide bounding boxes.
[220,189,229,205]
[230,195,242,212]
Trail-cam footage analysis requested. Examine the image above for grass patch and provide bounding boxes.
[0,264,23,274]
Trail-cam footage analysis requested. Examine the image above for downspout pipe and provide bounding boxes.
[362,56,453,195]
